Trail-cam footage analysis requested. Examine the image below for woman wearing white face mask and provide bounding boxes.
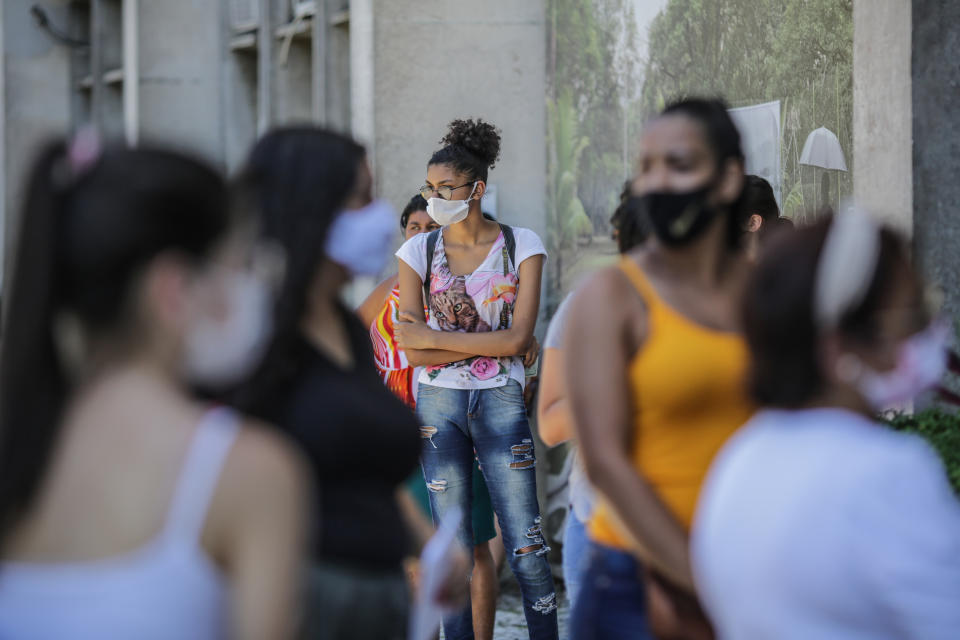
[357,194,505,640]
[692,211,960,639]
[394,119,557,640]
[0,136,309,639]
[232,128,469,640]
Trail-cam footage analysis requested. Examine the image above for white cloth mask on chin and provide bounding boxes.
[854,321,950,411]
[183,273,273,388]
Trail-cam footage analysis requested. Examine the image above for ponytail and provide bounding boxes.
[0,142,72,542]
[0,138,229,548]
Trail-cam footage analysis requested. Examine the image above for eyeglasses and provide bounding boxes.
[419,182,476,201]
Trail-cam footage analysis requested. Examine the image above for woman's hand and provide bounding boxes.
[396,312,437,350]
[435,544,472,609]
[522,336,540,368]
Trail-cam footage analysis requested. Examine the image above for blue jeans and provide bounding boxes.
[562,510,590,609]
[417,380,559,640]
[570,541,653,640]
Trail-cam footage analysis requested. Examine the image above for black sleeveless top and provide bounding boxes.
[275,305,421,570]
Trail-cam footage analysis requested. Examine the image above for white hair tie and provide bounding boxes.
[813,208,881,331]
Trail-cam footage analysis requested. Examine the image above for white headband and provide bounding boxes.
[813,208,882,331]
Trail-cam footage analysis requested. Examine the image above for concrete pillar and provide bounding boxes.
[852,0,912,235]
[348,0,375,154]
[0,0,6,292]
[912,0,960,321]
[135,0,226,165]
[368,1,548,241]
[2,0,74,296]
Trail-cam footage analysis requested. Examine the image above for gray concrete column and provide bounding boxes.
[349,0,375,156]
[912,0,960,321]
[135,0,226,165]
[370,1,548,241]
[852,0,912,234]
[2,0,73,298]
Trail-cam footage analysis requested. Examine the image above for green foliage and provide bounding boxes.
[641,0,854,214]
[547,92,593,262]
[884,408,960,497]
[546,0,639,303]
[780,179,806,220]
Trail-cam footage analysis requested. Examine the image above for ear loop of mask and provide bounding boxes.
[813,209,882,332]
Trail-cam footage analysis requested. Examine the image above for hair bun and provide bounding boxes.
[440,119,501,170]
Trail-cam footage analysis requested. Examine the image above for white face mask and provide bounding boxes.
[839,322,950,411]
[183,273,273,388]
[325,199,397,276]
[426,182,478,226]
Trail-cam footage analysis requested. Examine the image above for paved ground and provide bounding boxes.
[437,577,570,639]
[493,578,570,639]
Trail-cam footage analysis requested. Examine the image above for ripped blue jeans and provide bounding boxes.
[417,380,559,640]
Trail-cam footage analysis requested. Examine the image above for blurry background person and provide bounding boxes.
[357,193,502,640]
[359,194,440,406]
[537,189,649,612]
[232,128,466,640]
[693,212,960,639]
[565,98,753,640]
[0,136,309,639]
[395,118,557,640]
[741,174,780,260]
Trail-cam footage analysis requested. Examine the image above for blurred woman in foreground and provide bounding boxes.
[565,98,753,639]
[233,128,466,640]
[0,135,308,639]
[358,193,501,640]
[693,212,960,639]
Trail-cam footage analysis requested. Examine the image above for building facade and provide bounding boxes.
[0,0,549,301]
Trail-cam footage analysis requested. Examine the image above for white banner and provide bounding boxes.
[729,100,782,207]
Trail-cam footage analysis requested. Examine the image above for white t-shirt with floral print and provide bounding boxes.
[395,226,546,390]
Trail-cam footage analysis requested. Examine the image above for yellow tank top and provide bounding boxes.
[589,258,754,548]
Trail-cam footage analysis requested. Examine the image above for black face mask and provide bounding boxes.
[630,184,717,247]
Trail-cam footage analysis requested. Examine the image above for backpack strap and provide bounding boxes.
[499,223,517,271]
[423,229,441,303]
[497,224,517,330]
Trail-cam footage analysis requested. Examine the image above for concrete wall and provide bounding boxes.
[2,0,74,293]
[135,0,227,166]
[912,0,960,322]
[852,0,912,235]
[0,0,5,291]
[364,0,548,243]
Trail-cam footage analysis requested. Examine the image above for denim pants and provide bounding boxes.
[562,510,590,609]
[570,540,653,640]
[417,380,559,640]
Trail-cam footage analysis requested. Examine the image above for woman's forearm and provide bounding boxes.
[427,326,530,357]
[397,488,435,554]
[586,454,694,590]
[537,398,576,447]
[405,348,476,367]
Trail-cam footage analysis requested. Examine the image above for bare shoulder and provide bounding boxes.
[358,275,398,325]
[570,263,645,318]
[201,418,311,559]
[568,262,648,350]
[220,419,310,500]
[370,275,398,300]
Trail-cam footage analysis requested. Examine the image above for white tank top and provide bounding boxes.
[0,408,240,640]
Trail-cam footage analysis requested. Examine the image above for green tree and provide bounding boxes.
[546,0,641,306]
[640,0,853,220]
[546,92,593,295]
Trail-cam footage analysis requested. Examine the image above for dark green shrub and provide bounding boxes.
[884,408,960,497]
